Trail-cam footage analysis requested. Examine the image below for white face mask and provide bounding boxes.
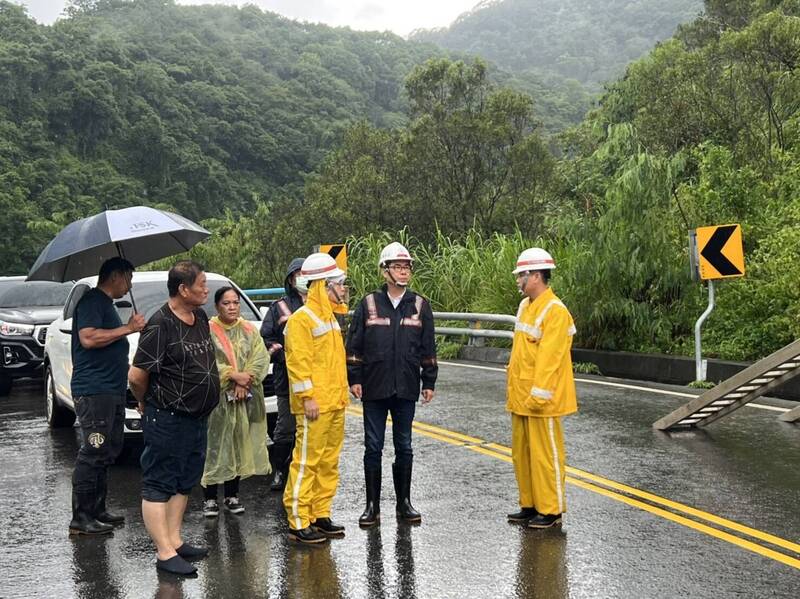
[295,275,309,293]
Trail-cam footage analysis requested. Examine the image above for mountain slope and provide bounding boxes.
[412,0,703,91]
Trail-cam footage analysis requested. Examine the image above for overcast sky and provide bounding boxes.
[13,1,480,36]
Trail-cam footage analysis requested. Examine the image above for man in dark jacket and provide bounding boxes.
[260,257,306,491]
[346,242,438,527]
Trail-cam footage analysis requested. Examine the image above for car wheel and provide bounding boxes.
[0,373,12,396]
[45,365,75,428]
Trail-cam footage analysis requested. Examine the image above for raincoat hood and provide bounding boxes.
[284,257,306,295]
[307,279,335,320]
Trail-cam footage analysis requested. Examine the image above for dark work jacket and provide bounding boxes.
[260,288,304,397]
[346,286,438,402]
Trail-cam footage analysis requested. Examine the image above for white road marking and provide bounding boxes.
[438,361,791,413]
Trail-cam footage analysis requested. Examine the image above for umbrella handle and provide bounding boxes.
[116,243,139,314]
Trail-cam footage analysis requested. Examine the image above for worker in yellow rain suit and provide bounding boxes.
[283,252,350,544]
[506,247,578,529]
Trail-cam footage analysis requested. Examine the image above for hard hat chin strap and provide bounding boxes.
[517,273,530,295]
[383,267,408,287]
[327,280,348,305]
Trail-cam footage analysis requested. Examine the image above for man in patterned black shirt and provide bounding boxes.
[129,260,220,576]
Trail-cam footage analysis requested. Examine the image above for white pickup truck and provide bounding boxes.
[44,271,276,436]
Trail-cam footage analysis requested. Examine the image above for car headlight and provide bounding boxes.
[0,320,35,336]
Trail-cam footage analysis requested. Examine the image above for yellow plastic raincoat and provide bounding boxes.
[284,280,349,415]
[506,287,578,516]
[283,279,348,530]
[202,316,271,487]
[506,287,577,418]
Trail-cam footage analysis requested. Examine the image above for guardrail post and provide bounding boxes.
[468,321,485,347]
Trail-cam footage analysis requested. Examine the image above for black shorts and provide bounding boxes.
[140,404,208,502]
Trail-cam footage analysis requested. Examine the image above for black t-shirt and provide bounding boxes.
[133,303,220,418]
[71,288,129,397]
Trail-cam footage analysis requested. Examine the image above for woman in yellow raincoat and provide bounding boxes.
[201,286,271,517]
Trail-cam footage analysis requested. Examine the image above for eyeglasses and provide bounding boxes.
[388,264,412,273]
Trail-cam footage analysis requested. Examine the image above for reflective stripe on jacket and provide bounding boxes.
[285,280,348,415]
[506,287,578,417]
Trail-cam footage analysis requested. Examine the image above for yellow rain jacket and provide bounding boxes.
[506,287,578,418]
[284,279,349,415]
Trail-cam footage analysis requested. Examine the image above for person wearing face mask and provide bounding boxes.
[345,242,438,528]
[283,252,350,545]
[260,258,308,492]
[201,286,271,518]
[506,248,578,530]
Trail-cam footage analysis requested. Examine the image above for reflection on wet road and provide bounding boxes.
[0,362,798,598]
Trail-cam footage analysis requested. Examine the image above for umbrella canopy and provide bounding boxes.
[27,206,210,282]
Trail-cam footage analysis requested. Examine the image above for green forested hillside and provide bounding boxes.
[2,0,799,362]
[203,0,800,362]
[0,0,443,273]
[0,0,593,276]
[412,0,703,91]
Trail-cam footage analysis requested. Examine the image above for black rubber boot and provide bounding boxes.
[527,513,563,529]
[288,526,328,545]
[69,490,113,536]
[270,443,292,492]
[95,470,124,526]
[393,462,421,523]
[312,517,346,538]
[507,507,538,523]
[358,466,381,528]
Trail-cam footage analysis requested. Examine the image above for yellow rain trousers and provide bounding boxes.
[283,280,349,530]
[506,287,578,516]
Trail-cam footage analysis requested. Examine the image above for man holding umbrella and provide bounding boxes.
[69,257,146,536]
[26,206,212,547]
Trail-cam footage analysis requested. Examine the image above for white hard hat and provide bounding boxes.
[301,252,346,281]
[379,242,413,268]
[512,248,556,274]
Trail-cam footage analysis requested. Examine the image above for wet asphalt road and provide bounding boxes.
[0,362,798,598]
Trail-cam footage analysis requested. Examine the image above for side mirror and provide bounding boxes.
[259,306,269,319]
[59,318,73,334]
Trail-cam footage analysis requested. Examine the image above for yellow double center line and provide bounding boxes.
[346,406,800,570]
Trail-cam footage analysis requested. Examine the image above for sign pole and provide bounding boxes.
[694,279,715,381]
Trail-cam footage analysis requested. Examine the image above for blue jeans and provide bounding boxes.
[363,396,416,469]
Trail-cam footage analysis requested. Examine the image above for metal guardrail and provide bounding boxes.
[244,288,284,296]
[432,312,515,346]
[243,288,284,309]
[243,288,515,343]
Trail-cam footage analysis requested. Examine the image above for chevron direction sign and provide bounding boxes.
[695,224,745,280]
[319,243,348,273]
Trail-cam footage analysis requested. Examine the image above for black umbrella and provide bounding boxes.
[27,206,211,310]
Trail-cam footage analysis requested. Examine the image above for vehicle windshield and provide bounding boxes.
[0,282,72,308]
[115,280,260,322]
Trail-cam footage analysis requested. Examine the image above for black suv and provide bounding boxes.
[0,279,72,395]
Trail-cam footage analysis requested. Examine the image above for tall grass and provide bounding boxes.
[347,227,537,316]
